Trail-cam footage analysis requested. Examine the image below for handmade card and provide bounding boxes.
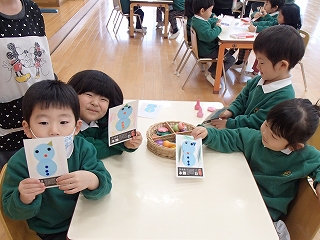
[108,100,139,146]
[230,32,255,39]
[176,135,204,178]
[24,136,69,188]
[138,102,162,119]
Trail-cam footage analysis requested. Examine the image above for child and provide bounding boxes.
[120,0,146,33]
[277,3,301,29]
[156,0,185,40]
[0,0,55,169]
[184,0,194,43]
[68,70,143,160]
[191,0,235,86]
[2,80,112,239]
[210,25,304,130]
[192,98,320,223]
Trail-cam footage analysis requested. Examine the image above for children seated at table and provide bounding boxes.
[120,0,146,33]
[209,25,304,130]
[191,0,235,86]
[2,80,112,240]
[68,70,142,160]
[156,0,185,39]
[192,98,320,225]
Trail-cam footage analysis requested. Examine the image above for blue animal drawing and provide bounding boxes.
[116,104,133,131]
[34,141,57,177]
[181,140,197,167]
[144,104,157,113]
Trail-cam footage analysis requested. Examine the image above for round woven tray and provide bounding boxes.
[146,121,195,159]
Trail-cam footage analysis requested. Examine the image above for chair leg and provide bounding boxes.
[115,15,124,34]
[177,51,193,76]
[182,62,198,89]
[222,64,227,90]
[175,48,191,75]
[106,9,116,27]
[299,61,307,91]
[173,41,184,63]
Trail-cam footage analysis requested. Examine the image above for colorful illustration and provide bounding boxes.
[138,102,162,119]
[34,141,57,177]
[144,104,157,113]
[181,140,197,167]
[116,104,133,131]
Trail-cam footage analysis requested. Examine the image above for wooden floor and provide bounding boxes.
[1,0,320,239]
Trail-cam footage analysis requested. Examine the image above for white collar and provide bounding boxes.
[256,75,292,93]
[269,11,279,17]
[80,120,99,131]
[194,14,207,21]
[281,148,292,155]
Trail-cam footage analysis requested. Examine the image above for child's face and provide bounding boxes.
[263,1,278,14]
[78,92,109,124]
[260,121,289,151]
[199,6,213,20]
[277,10,284,24]
[255,52,289,81]
[23,105,81,139]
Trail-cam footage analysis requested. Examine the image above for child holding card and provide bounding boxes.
[68,70,142,159]
[2,80,112,239]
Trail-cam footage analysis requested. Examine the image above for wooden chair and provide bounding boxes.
[0,164,40,240]
[307,124,320,150]
[181,27,227,90]
[281,178,320,240]
[298,29,310,91]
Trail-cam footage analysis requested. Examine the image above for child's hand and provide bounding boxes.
[191,126,208,140]
[124,131,143,149]
[260,7,267,16]
[210,119,227,129]
[18,178,45,204]
[253,11,262,19]
[242,22,251,25]
[56,171,99,194]
[248,24,256,32]
[219,109,232,119]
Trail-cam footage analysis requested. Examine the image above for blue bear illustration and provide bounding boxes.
[34,141,57,177]
[181,140,196,167]
[144,104,157,113]
[116,104,133,131]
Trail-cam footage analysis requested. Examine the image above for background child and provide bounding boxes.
[210,25,304,130]
[156,0,185,40]
[277,3,301,29]
[191,0,235,86]
[2,80,112,239]
[184,0,194,43]
[120,0,146,33]
[192,98,320,224]
[68,70,142,160]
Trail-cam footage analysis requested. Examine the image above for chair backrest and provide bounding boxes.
[182,16,189,45]
[307,124,320,150]
[281,178,320,240]
[0,164,40,240]
[113,0,120,8]
[190,27,200,59]
[299,29,310,49]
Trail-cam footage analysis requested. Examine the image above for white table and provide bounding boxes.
[67,100,278,240]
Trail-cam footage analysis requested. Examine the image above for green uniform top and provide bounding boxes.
[2,136,112,234]
[173,0,184,11]
[191,14,222,57]
[252,11,279,33]
[203,127,320,221]
[226,75,295,129]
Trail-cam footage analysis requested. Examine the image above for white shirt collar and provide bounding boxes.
[194,14,206,21]
[281,148,292,155]
[269,11,279,17]
[80,120,99,131]
[256,75,292,93]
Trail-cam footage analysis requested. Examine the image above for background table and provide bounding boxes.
[130,0,173,38]
[67,100,278,239]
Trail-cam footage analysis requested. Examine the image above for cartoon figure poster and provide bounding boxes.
[138,102,162,119]
[24,136,69,188]
[176,135,204,178]
[108,100,139,146]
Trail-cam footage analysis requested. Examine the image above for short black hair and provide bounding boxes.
[253,25,305,69]
[192,0,214,15]
[266,98,320,150]
[280,3,302,29]
[68,70,123,126]
[268,0,285,9]
[185,0,194,18]
[22,80,80,124]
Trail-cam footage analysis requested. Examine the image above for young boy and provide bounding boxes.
[120,0,146,33]
[191,0,235,86]
[210,25,305,130]
[192,98,320,223]
[2,80,112,239]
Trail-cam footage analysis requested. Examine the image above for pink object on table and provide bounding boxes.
[207,107,216,112]
[157,127,169,132]
[194,99,201,110]
[197,107,204,118]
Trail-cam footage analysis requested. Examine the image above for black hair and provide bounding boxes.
[192,0,214,15]
[267,0,285,9]
[279,3,302,29]
[185,0,194,18]
[266,98,320,150]
[253,25,305,69]
[68,70,123,126]
[22,80,80,124]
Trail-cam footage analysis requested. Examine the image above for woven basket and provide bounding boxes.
[146,121,195,159]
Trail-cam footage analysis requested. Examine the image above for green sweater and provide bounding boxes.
[226,75,295,129]
[203,127,320,221]
[78,125,136,160]
[120,0,130,13]
[252,12,279,33]
[173,0,184,11]
[191,15,222,57]
[2,137,112,234]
